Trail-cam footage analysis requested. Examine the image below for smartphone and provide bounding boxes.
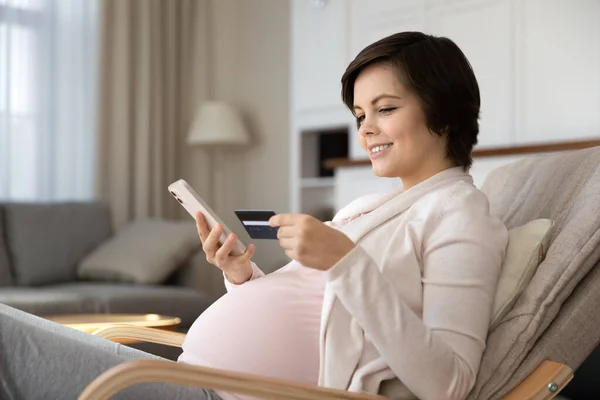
[168,179,247,256]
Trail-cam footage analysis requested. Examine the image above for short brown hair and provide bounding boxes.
[341,32,480,170]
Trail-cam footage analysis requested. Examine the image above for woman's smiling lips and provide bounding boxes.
[369,143,393,159]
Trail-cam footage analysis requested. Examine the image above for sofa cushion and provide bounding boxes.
[0,207,14,286]
[4,202,112,286]
[0,289,93,315]
[0,283,210,329]
[77,219,200,285]
[53,283,210,328]
[491,219,553,330]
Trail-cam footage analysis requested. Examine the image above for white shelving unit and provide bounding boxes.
[291,125,349,220]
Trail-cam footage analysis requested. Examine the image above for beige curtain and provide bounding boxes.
[96,0,209,229]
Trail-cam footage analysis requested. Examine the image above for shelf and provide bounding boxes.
[322,139,600,170]
[300,177,335,188]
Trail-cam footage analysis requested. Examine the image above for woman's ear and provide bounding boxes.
[428,125,449,137]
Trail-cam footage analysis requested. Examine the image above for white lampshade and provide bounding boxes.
[187,101,250,146]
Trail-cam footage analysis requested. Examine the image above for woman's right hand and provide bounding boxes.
[195,211,256,284]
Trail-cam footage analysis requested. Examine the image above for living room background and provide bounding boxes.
[2,0,599,275]
[0,0,291,273]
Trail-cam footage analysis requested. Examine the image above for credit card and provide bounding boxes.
[234,210,278,239]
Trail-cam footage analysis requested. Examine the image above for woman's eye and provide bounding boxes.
[355,115,365,127]
[379,107,397,114]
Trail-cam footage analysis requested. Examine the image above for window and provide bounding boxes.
[0,0,98,201]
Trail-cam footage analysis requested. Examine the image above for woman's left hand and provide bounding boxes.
[269,214,356,270]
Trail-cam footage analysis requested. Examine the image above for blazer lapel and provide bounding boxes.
[343,170,471,243]
[321,169,472,325]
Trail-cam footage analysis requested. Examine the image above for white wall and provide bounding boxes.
[183,0,291,273]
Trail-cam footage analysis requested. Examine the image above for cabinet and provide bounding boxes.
[350,0,426,61]
[517,0,600,143]
[347,0,600,148]
[428,0,513,148]
[291,0,348,116]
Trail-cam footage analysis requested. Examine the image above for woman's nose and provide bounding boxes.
[359,119,379,136]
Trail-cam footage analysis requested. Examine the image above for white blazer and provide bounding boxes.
[241,167,508,400]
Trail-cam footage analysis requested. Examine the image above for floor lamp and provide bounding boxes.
[187,101,250,214]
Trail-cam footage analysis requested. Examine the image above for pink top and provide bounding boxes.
[178,263,327,400]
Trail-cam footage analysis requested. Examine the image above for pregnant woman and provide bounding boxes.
[0,31,507,400]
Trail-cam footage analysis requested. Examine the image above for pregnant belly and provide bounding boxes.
[178,267,325,387]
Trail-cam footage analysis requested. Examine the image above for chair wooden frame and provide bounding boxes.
[77,325,573,400]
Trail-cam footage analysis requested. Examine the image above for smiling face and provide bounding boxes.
[353,63,453,189]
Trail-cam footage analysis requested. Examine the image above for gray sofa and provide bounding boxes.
[0,202,213,331]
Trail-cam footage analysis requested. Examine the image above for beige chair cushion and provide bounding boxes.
[491,219,553,330]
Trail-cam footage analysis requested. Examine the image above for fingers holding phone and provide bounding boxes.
[195,211,211,242]
[168,179,247,256]
[195,211,255,284]
[167,179,254,284]
[196,212,222,255]
[215,231,255,266]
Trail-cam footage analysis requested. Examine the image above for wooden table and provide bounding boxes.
[44,313,181,343]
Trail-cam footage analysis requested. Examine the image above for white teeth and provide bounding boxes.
[370,144,392,153]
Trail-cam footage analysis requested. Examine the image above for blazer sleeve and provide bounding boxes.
[223,258,303,292]
[326,188,508,400]
[223,261,265,292]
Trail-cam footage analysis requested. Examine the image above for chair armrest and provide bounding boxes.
[88,328,572,400]
[501,360,573,400]
[78,360,386,400]
[91,325,185,347]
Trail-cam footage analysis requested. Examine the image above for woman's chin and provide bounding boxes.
[371,163,396,178]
